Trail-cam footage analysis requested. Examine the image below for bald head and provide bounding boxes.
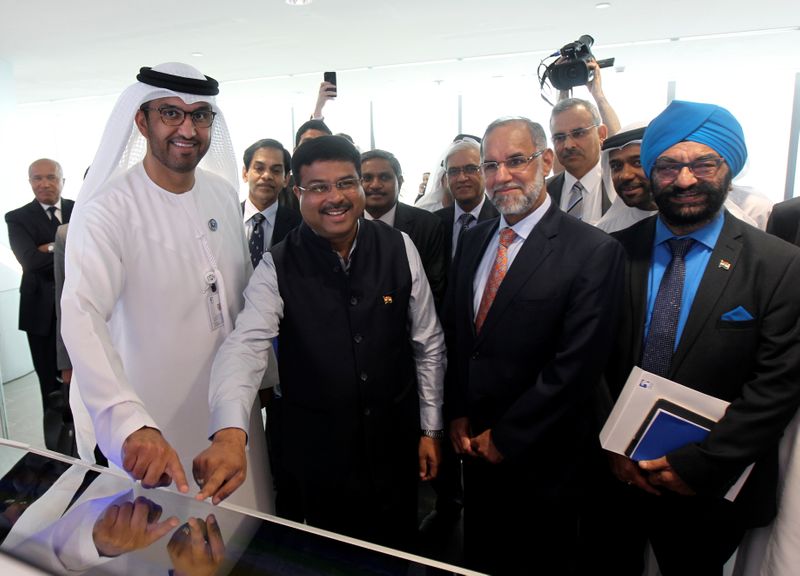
[28,159,64,206]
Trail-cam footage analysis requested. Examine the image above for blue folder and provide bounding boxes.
[626,399,715,461]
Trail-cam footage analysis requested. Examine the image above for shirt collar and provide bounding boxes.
[244,197,279,225]
[39,198,62,212]
[363,202,397,227]
[654,209,725,249]
[562,160,602,193]
[454,194,487,221]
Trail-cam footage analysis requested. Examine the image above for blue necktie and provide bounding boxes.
[249,213,266,269]
[641,238,695,377]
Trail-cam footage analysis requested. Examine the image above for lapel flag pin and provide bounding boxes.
[383,295,393,304]
[718,259,731,270]
[208,219,218,231]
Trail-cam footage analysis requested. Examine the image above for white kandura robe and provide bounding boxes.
[61,163,272,514]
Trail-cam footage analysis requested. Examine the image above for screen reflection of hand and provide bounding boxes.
[92,495,179,557]
[168,514,224,576]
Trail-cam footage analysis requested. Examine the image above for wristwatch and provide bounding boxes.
[47,243,55,253]
[421,429,445,440]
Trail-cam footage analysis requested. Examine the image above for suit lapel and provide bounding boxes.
[601,180,612,215]
[474,204,558,345]
[627,217,657,364]
[546,173,565,206]
[670,213,742,374]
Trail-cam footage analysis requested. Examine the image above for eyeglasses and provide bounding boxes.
[480,151,543,176]
[652,156,726,181]
[446,164,481,178]
[297,177,361,195]
[551,123,599,145]
[141,105,217,128]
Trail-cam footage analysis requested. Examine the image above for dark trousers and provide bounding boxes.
[463,457,579,576]
[593,481,747,576]
[429,436,463,516]
[26,327,59,406]
[26,320,73,454]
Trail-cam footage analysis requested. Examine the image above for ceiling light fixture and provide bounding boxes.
[286,0,312,5]
[595,2,611,8]
[191,52,204,57]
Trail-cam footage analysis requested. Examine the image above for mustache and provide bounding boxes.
[320,201,353,212]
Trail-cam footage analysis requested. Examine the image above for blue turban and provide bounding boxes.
[640,100,747,178]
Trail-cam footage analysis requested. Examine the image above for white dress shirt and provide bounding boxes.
[243,198,278,250]
[472,195,551,316]
[559,162,612,226]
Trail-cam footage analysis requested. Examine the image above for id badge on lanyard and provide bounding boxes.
[205,271,224,331]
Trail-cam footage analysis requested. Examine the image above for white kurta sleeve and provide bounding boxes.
[400,232,446,430]
[61,203,158,467]
[208,254,283,437]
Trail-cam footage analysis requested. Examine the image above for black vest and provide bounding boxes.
[271,220,419,492]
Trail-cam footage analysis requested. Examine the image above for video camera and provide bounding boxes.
[541,34,615,91]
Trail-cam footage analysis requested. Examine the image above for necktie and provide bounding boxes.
[641,238,695,377]
[47,206,61,229]
[566,181,584,220]
[455,213,476,254]
[249,213,266,269]
[475,227,516,334]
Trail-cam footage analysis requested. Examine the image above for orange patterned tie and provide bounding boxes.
[475,227,516,333]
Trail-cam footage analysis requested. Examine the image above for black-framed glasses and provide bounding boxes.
[297,177,361,195]
[551,123,599,145]
[446,164,481,178]
[480,151,543,176]
[141,105,217,128]
[652,156,726,181]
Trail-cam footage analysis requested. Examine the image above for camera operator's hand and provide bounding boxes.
[586,59,605,99]
[586,58,620,135]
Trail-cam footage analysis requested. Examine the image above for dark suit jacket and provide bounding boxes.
[393,202,447,305]
[766,196,800,246]
[607,212,800,525]
[5,199,74,335]
[546,171,611,216]
[445,202,624,470]
[241,201,302,251]
[435,198,499,269]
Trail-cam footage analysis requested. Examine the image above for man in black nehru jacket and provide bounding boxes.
[210,135,446,552]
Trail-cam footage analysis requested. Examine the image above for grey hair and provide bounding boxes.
[481,117,547,159]
[444,138,481,169]
[551,98,602,126]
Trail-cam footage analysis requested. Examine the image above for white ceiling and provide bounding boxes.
[2,0,798,104]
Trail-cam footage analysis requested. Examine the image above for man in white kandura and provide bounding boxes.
[61,62,272,513]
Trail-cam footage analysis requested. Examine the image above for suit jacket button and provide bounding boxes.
[360,371,368,381]
[353,334,363,344]
[350,296,358,306]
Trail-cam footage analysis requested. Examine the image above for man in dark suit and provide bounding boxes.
[547,98,612,225]
[5,158,74,451]
[445,117,624,575]
[602,101,800,576]
[361,149,447,304]
[435,138,498,268]
[766,196,800,246]
[241,139,302,267]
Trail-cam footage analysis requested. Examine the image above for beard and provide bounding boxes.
[652,173,731,227]
[492,163,544,216]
